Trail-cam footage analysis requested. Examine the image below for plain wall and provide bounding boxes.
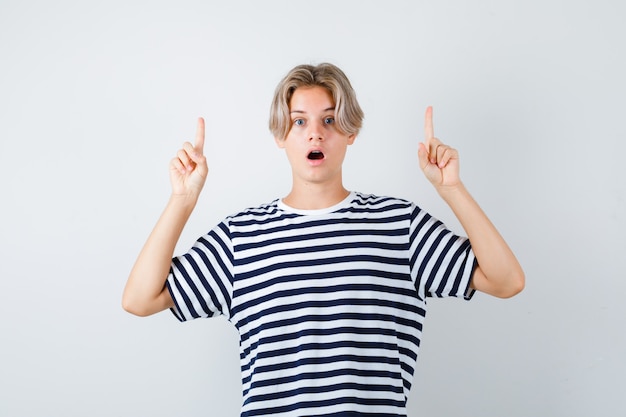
[1,0,624,416]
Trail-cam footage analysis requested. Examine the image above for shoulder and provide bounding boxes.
[350,191,415,212]
[229,199,281,218]
[222,199,290,228]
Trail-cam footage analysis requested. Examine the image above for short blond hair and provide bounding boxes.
[269,63,364,141]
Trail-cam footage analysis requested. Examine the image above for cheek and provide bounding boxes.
[282,142,303,162]
[332,142,350,157]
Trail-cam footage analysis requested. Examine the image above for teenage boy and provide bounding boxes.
[123,63,524,417]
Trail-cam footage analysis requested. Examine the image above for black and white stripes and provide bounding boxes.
[167,191,476,416]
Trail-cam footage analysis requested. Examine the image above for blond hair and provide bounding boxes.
[269,63,364,140]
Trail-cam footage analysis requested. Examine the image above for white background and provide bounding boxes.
[1,0,624,416]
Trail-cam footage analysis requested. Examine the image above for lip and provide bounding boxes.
[307,147,325,166]
[307,158,324,167]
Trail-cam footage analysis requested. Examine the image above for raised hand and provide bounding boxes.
[417,106,461,189]
[169,117,208,198]
[123,117,208,317]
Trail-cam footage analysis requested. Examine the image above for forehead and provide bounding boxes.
[289,86,335,111]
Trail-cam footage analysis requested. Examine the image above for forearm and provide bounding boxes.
[122,195,197,316]
[437,183,525,298]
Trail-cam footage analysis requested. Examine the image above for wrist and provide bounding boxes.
[435,182,469,204]
[168,193,199,214]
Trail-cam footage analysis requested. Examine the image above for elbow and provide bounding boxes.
[474,263,525,299]
[122,293,152,317]
[122,285,171,317]
[497,269,525,299]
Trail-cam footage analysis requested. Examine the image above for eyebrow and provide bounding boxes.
[290,107,335,114]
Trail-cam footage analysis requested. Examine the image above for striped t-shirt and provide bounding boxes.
[166,191,477,417]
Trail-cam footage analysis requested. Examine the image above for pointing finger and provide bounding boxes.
[424,106,434,143]
[194,117,205,154]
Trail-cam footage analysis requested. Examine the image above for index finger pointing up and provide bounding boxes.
[424,106,434,143]
[194,117,205,153]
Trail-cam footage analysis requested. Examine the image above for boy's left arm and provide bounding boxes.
[418,107,525,298]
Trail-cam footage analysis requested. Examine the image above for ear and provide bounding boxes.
[274,136,286,149]
[347,133,356,145]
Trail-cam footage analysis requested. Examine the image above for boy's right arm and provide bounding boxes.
[122,118,208,317]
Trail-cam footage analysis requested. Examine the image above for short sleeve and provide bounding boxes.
[166,221,234,322]
[408,204,477,301]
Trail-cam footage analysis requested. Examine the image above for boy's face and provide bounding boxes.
[276,86,356,188]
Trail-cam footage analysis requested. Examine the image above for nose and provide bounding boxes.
[308,120,324,141]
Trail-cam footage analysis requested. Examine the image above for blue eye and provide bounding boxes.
[324,117,335,125]
[294,119,305,126]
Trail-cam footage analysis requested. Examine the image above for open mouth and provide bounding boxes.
[308,150,324,160]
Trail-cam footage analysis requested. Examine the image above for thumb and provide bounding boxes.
[417,142,430,171]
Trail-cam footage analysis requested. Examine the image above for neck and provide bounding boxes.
[282,182,350,210]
